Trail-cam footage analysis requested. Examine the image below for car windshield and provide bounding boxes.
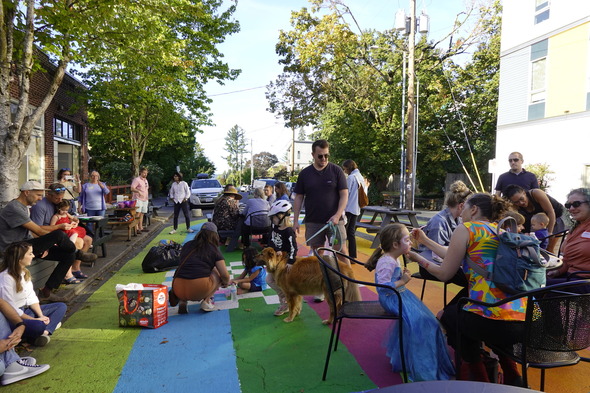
[191,180,221,188]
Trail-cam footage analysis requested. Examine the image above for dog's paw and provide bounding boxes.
[283,317,293,323]
[321,319,330,325]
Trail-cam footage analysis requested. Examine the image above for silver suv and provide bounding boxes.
[189,179,223,208]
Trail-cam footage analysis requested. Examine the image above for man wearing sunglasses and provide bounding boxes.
[30,183,97,281]
[293,139,348,259]
[494,152,539,197]
[0,182,90,302]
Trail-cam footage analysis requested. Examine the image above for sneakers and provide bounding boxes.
[313,294,325,303]
[1,360,50,385]
[178,301,188,314]
[187,228,195,233]
[34,334,51,347]
[169,229,177,234]
[274,304,289,316]
[76,250,98,263]
[200,300,215,312]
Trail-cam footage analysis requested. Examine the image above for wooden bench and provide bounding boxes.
[30,258,59,290]
[354,221,381,233]
[107,219,138,241]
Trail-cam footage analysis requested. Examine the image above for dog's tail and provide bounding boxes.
[344,281,362,302]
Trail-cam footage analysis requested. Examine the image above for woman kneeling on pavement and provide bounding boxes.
[410,193,526,387]
[0,242,66,347]
[169,222,230,314]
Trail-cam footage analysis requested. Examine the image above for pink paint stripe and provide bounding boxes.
[305,288,403,388]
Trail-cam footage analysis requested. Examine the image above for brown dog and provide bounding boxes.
[260,247,361,323]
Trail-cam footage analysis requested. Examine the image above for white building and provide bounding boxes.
[494,0,590,202]
[286,140,313,172]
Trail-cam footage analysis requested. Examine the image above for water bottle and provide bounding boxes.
[230,283,237,302]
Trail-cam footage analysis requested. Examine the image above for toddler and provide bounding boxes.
[530,212,550,250]
[231,247,269,293]
[50,200,86,246]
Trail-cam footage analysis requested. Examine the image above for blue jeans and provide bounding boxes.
[16,302,67,340]
[0,313,19,369]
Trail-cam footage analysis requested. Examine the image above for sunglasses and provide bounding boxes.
[51,187,67,192]
[60,167,71,171]
[508,158,520,163]
[565,201,589,209]
[317,154,330,160]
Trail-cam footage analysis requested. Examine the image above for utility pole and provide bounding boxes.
[404,0,416,211]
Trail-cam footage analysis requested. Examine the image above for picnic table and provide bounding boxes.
[355,205,419,248]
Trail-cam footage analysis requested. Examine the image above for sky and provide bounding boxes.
[200,0,478,174]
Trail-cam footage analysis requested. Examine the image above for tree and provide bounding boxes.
[0,0,238,204]
[252,152,279,178]
[223,125,247,184]
[267,0,500,196]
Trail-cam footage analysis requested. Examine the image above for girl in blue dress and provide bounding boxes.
[365,223,454,382]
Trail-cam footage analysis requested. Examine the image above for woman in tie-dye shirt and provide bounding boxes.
[410,193,526,387]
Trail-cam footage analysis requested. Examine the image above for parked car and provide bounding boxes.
[189,178,223,208]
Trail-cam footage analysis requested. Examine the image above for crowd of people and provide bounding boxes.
[2,145,589,387]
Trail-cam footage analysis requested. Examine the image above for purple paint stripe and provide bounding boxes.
[305,287,403,388]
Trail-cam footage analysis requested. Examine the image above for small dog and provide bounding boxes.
[260,247,361,323]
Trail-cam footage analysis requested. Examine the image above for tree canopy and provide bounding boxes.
[267,0,500,196]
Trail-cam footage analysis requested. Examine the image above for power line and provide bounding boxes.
[207,85,266,97]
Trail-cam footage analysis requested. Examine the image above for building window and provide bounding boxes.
[534,0,550,24]
[54,118,81,142]
[297,151,300,160]
[529,40,548,120]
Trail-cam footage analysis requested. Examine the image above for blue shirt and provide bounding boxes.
[419,208,460,263]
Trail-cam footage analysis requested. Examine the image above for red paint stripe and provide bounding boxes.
[305,288,404,388]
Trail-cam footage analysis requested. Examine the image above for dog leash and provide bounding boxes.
[305,222,341,247]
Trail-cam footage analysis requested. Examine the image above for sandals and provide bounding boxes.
[72,270,88,279]
[63,276,81,285]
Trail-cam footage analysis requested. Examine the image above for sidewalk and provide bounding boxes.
[53,196,178,305]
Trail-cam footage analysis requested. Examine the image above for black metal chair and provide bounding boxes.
[456,279,590,391]
[313,247,407,382]
[411,268,450,307]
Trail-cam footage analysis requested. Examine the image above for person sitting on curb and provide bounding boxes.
[0,181,96,302]
[0,242,66,347]
[0,297,50,385]
[30,183,96,282]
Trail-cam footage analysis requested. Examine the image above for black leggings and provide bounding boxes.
[441,303,525,362]
[345,212,358,258]
[173,201,191,230]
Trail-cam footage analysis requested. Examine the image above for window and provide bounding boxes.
[53,117,81,142]
[297,151,301,160]
[534,0,550,24]
[529,40,548,120]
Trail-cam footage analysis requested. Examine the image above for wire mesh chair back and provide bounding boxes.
[314,247,407,382]
[526,290,590,353]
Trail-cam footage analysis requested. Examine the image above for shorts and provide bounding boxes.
[305,220,347,250]
[172,276,218,302]
[135,199,148,213]
[249,283,263,292]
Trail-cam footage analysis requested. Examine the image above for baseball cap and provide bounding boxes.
[20,181,48,191]
[201,222,218,233]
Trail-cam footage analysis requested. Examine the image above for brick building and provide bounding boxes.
[13,50,89,187]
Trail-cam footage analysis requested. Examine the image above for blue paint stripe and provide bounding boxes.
[113,310,240,393]
[114,221,240,393]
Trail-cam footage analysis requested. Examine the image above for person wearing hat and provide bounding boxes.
[169,222,231,314]
[212,185,242,234]
[0,181,81,302]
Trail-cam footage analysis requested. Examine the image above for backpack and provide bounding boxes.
[357,177,369,208]
[466,217,546,294]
